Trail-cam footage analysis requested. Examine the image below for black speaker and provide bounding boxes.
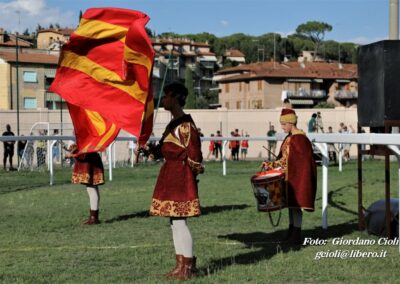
[358,40,400,127]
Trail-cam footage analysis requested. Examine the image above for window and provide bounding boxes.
[258,80,262,91]
[225,102,230,109]
[252,100,263,109]
[224,83,230,93]
[23,71,38,83]
[239,82,242,92]
[236,101,241,109]
[24,97,37,109]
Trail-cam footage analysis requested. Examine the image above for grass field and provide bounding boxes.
[0,159,399,283]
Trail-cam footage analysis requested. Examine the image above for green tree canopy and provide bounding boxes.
[184,68,196,109]
[296,21,332,58]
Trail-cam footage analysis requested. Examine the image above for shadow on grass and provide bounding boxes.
[104,204,250,224]
[198,221,358,277]
[328,184,358,216]
[0,184,46,195]
[201,204,250,216]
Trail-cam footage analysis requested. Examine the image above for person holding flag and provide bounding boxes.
[68,143,105,224]
[50,8,155,224]
[147,82,204,281]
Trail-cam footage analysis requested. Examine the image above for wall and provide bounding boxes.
[0,61,9,109]
[0,108,359,162]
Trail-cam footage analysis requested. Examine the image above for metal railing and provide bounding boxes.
[286,89,327,98]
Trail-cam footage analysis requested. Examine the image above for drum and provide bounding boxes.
[250,170,286,212]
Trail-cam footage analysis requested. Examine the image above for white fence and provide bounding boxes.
[1,133,400,238]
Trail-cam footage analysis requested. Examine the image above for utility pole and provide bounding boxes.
[389,0,399,39]
[15,34,20,136]
[273,33,276,68]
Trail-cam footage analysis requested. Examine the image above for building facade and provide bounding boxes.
[0,49,59,111]
[215,61,358,109]
[151,37,218,101]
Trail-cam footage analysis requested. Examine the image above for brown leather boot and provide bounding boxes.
[191,256,198,275]
[281,224,294,243]
[83,210,100,225]
[288,227,302,245]
[173,257,194,281]
[165,254,184,278]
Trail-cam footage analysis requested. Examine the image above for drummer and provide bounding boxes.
[261,108,317,244]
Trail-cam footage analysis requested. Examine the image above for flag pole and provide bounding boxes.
[153,50,173,124]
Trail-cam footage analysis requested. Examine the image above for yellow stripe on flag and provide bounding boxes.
[86,109,106,135]
[97,123,118,150]
[76,18,128,40]
[61,51,147,103]
[124,46,153,76]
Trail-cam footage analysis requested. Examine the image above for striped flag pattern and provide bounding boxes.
[50,8,155,153]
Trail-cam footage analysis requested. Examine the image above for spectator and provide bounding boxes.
[214,130,223,161]
[327,126,337,164]
[240,133,249,161]
[234,129,241,160]
[52,129,61,163]
[206,133,215,161]
[197,128,204,138]
[316,112,324,133]
[17,135,27,161]
[2,124,16,171]
[308,113,317,133]
[127,134,137,164]
[228,131,236,160]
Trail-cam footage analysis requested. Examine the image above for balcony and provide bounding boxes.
[335,90,358,100]
[286,89,327,99]
[200,61,215,69]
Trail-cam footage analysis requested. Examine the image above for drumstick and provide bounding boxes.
[262,146,277,159]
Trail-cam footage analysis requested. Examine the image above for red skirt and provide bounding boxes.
[71,152,105,186]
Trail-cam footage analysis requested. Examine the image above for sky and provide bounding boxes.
[0,0,392,44]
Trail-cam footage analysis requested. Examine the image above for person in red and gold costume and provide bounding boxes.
[68,143,105,225]
[148,82,204,281]
[261,108,317,244]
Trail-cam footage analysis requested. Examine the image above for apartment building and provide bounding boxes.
[215,61,358,109]
[0,49,58,110]
[151,37,218,99]
[36,28,74,50]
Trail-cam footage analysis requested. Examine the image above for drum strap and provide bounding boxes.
[268,208,282,227]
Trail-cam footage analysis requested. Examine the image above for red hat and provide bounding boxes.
[280,108,297,124]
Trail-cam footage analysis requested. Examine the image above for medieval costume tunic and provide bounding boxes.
[71,152,105,186]
[150,114,203,217]
[266,129,317,211]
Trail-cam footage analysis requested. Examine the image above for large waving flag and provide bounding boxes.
[50,7,155,153]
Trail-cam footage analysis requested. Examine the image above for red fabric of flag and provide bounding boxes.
[50,7,154,153]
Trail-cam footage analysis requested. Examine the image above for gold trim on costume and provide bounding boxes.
[150,198,201,217]
[179,122,191,147]
[163,132,185,148]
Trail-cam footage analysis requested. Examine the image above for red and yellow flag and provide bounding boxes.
[50,8,155,153]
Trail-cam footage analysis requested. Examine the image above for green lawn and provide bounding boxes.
[0,160,399,283]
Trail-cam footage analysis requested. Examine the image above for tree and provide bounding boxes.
[145,27,154,38]
[296,21,332,60]
[184,68,196,109]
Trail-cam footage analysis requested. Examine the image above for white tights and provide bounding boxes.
[170,218,193,257]
[289,208,303,228]
[86,186,100,210]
